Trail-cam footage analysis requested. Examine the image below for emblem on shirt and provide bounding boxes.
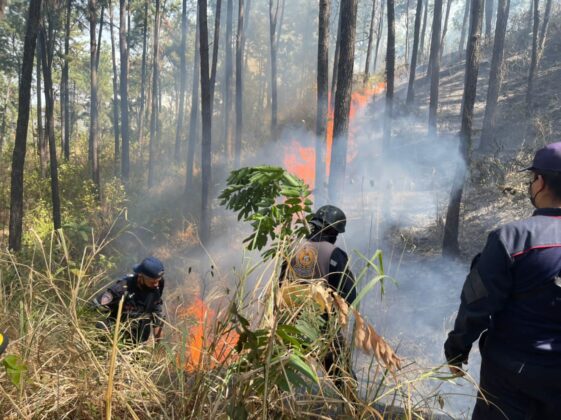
[292,244,318,279]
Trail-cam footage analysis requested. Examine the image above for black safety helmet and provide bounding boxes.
[310,205,346,234]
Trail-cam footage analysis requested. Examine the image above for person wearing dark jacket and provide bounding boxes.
[94,256,165,344]
[444,142,561,419]
[281,205,356,387]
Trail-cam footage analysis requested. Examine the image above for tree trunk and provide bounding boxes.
[0,86,10,152]
[9,0,41,251]
[383,0,395,150]
[186,12,200,190]
[269,0,281,139]
[234,0,244,168]
[363,0,377,84]
[109,0,120,170]
[174,0,188,163]
[210,0,222,110]
[526,0,539,113]
[198,0,212,245]
[458,0,470,57]
[328,0,358,203]
[442,0,484,257]
[315,0,330,204]
[39,28,62,231]
[439,0,452,62]
[331,10,341,108]
[224,0,233,164]
[537,0,552,52]
[485,0,494,40]
[419,0,428,63]
[37,42,46,178]
[62,0,71,160]
[373,0,385,72]
[428,0,443,136]
[405,0,411,64]
[89,0,100,191]
[119,0,130,181]
[138,0,148,156]
[479,0,510,152]
[148,0,161,188]
[406,0,423,106]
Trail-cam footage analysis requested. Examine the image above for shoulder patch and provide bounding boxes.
[292,244,319,279]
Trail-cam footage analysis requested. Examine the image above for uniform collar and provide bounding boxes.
[532,208,561,217]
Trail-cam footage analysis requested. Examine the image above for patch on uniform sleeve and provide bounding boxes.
[100,291,114,305]
[292,244,319,279]
[330,259,337,267]
[462,267,488,304]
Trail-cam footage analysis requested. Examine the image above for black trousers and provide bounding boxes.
[473,356,561,420]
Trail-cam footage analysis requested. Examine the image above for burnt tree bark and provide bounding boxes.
[186,12,200,190]
[442,0,484,257]
[119,0,130,181]
[234,0,244,168]
[148,0,160,188]
[198,0,212,245]
[39,28,62,230]
[89,0,100,191]
[315,0,330,204]
[331,10,341,108]
[406,0,423,106]
[439,0,452,61]
[458,0,470,56]
[9,0,42,251]
[224,0,233,163]
[138,0,148,155]
[109,0,120,168]
[174,0,188,163]
[428,0,443,136]
[363,0,377,84]
[328,0,358,203]
[526,0,539,113]
[485,0,494,40]
[210,0,222,108]
[61,0,71,160]
[383,0,395,150]
[419,0,428,62]
[37,42,46,178]
[479,0,510,152]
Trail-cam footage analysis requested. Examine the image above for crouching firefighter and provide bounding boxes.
[93,256,165,344]
[280,205,357,389]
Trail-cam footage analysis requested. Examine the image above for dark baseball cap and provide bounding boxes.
[520,142,561,172]
[133,256,164,278]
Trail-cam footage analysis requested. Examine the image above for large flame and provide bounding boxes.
[177,298,238,372]
[284,82,385,189]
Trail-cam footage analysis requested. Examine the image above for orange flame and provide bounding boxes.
[177,298,239,372]
[284,82,385,189]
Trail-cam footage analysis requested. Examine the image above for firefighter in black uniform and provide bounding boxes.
[444,142,561,419]
[282,205,356,387]
[94,256,165,344]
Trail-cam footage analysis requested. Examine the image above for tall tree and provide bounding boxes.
[442,0,484,256]
[89,0,100,191]
[186,11,200,190]
[328,0,358,203]
[138,0,148,155]
[363,0,377,84]
[383,0,395,150]
[37,42,47,178]
[405,0,411,64]
[109,0,120,168]
[198,0,212,244]
[458,0,470,56]
[174,0,188,163]
[210,0,222,106]
[439,0,453,61]
[223,0,233,163]
[268,0,283,139]
[526,0,539,113]
[479,0,510,151]
[61,0,71,160]
[39,26,62,231]
[234,0,244,168]
[419,0,429,62]
[406,0,423,106]
[148,0,161,188]
[537,0,552,52]
[331,5,342,107]
[428,0,443,136]
[485,0,494,40]
[119,0,130,181]
[315,0,330,204]
[9,0,42,251]
[373,0,385,72]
